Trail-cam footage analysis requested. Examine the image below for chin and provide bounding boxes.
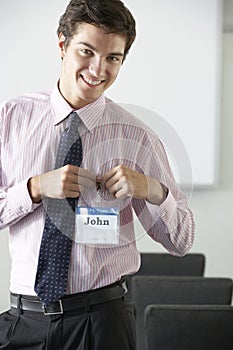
[83,92,102,102]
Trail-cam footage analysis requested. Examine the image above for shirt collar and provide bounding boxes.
[51,81,106,132]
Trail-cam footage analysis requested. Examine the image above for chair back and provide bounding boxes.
[145,305,233,350]
[125,253,205,298]
[131,276,233,350]
[139,253,205,276]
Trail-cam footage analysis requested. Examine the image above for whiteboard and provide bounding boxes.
[0,0,222,187]
[108,0,223,188]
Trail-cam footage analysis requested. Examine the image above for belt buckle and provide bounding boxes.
[42,300,63,315]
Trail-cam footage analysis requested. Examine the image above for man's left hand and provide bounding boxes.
[100,164,167,205]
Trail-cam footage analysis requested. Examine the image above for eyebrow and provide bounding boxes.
[78,41,124,57]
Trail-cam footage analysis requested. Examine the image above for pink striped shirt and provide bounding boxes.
[0,84,195,295]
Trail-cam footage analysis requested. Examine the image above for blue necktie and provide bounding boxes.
[34,111,82,306]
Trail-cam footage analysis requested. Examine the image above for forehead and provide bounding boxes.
[71,22,127,52]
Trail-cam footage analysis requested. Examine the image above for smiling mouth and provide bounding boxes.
[81,75,103,86]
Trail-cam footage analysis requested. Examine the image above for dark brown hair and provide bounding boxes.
[57,0,136,61]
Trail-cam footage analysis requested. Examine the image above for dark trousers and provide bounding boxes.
[0,297,136,350]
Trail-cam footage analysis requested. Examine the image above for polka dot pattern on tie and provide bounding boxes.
[34,112,82,306]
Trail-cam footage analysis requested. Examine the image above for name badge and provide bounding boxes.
[75,206,119,245]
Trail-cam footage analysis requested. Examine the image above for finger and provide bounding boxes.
[113,179,134,198]
[62,184,79,197]
[66,183,81,193]
[77,167,96,180]
[101,166,118,186]
[105,173,121,191]
[114,187,132,199]
[63,164,79,175]
[65,190,80,198]
[69,185,84,198]
[77,168,97,188]
[65,167,96,188]
[77,174,97,188]
[106,177,123,195]
[65,184,85,198]
[64,165,96,183]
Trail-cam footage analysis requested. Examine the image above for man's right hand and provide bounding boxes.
[27,165,97,203]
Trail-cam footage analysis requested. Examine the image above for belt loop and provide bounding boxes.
[17,294,23,315]
[85,296,91,313]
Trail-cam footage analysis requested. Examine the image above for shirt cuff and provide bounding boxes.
[7,179,40,216]
[146,190,177,225]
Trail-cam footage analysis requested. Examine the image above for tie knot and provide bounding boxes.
[67,111,81,130]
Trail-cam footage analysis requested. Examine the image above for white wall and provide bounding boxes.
[0,0,233,312]
[137,5,233,279]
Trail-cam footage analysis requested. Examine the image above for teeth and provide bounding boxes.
[82,75,102,86]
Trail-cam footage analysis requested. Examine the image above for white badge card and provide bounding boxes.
[75,206,119,245]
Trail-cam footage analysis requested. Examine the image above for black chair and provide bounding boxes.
[131,276,233,350]
[125,253,205,298]
[137,253,205,276]
[145,305,233,350]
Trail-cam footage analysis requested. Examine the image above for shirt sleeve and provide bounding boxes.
[0,178,40,230]
[132,132,195,256]
[0,103,40,231]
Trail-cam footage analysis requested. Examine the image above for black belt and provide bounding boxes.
[11,279,127,316]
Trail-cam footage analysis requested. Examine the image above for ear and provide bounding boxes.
[58,33,66,58]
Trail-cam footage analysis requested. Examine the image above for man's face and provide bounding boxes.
[58,23,126,109]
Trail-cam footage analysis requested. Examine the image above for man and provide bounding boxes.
[0,0,195,349]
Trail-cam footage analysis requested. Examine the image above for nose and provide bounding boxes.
[89,57,106,78]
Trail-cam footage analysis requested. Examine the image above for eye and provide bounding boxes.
[80,49,93,56]
[107,55,121,63]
